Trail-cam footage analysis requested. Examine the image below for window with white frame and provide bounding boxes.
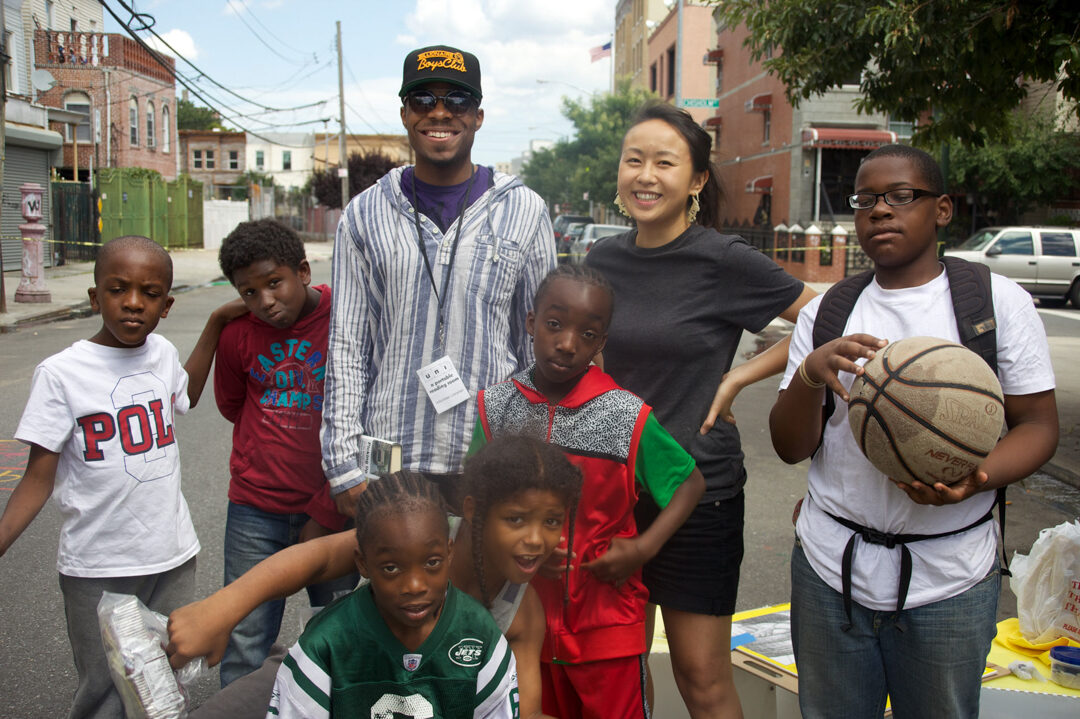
[64,92,92,142]
[763,109,771,144]
[283,150,292,171]
[193,149,202,169]
[256,150,265,170]
[229,150,239,170]
[206,150,215,169]
[161,104,170,152]
[129,97,139,145]
[146,101,155,148]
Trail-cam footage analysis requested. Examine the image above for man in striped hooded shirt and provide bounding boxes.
[321,45,555,514]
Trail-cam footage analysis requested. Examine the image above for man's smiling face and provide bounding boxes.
[401,81,483,184]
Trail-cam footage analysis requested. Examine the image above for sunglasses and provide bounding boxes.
[405,90,478,116]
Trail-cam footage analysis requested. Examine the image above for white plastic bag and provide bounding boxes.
[1010,519,1080,643]
[97,592,209,719]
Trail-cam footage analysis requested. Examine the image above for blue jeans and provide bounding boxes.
[220,502,357,687]
[790,539,999,719]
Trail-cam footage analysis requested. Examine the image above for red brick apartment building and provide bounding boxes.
[179,129,246,199]
[33,29,178,180]
[704,20,903,231]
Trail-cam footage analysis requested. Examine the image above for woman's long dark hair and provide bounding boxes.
[626,101,724,231]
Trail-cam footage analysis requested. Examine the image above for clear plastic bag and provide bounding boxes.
[1010,519,1080,644]
[97,592,209,719]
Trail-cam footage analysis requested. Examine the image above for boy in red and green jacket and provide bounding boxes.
[469,265,704,718]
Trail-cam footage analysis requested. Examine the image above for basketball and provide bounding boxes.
[847,336,1005,486]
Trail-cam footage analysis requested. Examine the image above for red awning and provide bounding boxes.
[703,116,723,128]
[801,128,898,150]
[745,175,773,193]
[703,48,724,64]
[744,93,772,112]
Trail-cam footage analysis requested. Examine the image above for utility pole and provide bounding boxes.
[336,21,348,209]
[1,0,9,313]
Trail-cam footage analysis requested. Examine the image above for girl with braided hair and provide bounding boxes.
[268,470,517,717]
[166,437,581,719]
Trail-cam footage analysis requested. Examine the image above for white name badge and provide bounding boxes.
[417,356,470,413]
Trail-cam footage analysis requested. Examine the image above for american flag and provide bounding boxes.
[590,41,612,62]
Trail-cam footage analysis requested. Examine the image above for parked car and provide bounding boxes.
[552,214,593,259]
[944,226,1080,307]
[569,224,627,263]
[560,222,588,263]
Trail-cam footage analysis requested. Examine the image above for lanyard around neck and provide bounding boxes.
[411,167,477,310]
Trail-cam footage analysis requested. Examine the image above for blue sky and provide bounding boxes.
[108,0,617,166]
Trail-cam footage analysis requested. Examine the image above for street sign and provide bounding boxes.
[680,98,720,108]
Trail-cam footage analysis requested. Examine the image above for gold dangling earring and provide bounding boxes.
[614,192,630,218]
[687,193,701,225]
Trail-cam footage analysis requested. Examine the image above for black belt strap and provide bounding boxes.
[824,506,995,631]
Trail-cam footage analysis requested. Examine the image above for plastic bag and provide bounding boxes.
[1010,519,1080,644]
[97,592,209,719]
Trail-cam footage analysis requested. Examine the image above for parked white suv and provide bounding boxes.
[944,226,1080,307]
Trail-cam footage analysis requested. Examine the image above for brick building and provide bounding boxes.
[179,129,246,198]
[705,17,899,232]
[614,0,669,91]
[646,2,714,127]
[33,28,179,180]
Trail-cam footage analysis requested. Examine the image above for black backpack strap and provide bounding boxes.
[941,257,1010,575]
[810,270,875,453]
[942,256,997,374]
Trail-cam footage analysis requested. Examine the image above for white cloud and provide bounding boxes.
[396,0,616,162]
[144,29,199,61]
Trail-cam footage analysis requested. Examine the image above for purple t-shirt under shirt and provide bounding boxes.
[401,165,494,234]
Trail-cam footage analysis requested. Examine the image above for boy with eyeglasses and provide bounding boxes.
[322,45,555,515]
[771,144,1058,718]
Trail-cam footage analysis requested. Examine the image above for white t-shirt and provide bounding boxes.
[781,268,1055,610]
[15,335,200,577]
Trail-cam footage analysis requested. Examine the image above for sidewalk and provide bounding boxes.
[0,241,334,332]
[2,245,1077,490]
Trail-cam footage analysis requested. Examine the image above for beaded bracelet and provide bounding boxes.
[798,359,826,390]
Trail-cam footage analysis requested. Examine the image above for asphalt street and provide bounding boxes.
[1,260,1078,716]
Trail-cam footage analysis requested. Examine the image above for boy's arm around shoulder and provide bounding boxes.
[0,444,59,558]
[184,298,248,410]
[167,529,357,669]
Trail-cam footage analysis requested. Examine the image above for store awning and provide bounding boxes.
[745,175,773,193]
[3,122,63,150]
[801,128,898,150]
[703,116,723,128]
[744,93,772,112]
[703,48,724,64]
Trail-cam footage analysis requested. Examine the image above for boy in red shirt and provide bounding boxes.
[470,265,705,718]
[213,219,353,686]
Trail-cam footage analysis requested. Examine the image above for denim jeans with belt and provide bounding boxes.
[220,501,357,687]
[790,538,999,719]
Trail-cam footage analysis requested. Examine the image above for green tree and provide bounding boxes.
[522,78,656,213]
[712,1,1080,146]
[947,111,1080,233]
[177,98,225,131]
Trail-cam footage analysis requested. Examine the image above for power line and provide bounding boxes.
[223,0,308,64]
[224,0,313,61]
[109,0,326,114]
[99,0,319,148]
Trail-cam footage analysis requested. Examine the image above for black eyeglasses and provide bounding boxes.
[847,188,939,210]
[405,90,478,116]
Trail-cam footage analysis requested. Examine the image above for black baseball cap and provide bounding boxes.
[399,45,482,100]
